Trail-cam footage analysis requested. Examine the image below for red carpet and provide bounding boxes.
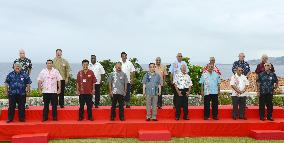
[0,106,284,141]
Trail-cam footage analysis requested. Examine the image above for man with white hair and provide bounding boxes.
[255,54,275,74]
[232,53,251,77]
[173,64,192,120]
[13,49,32,109]
[13,49,32,75]
[5,62,32,123]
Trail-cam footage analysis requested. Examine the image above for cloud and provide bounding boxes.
[0,0,283,64]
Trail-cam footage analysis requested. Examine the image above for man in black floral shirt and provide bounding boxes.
[13,49,32,109]
[257,63,278,121]
[13,49,32,75]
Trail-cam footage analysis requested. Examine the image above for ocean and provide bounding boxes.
[1,63,283,88]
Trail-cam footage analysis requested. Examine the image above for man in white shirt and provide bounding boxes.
[89,54,105,108]
[173,65,192,120]
[118,52,135,108]
[230,67,249,120]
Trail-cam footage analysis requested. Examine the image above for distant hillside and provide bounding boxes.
[248,56,284,65]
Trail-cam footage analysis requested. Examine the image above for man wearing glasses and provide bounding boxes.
[169,53,188,108]
[256,63,278,121]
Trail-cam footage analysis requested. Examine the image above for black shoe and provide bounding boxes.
[183,117,190,120]
[110,117,115,121]
[120,117,125,121]
[267,118,274,121]
[95,106,99,108]
[60,105,64,108]
[126,105,130,108]
[260,118,265,121]
[152,119,158,121]
[239,117,247,120]
[6,120,12,123]
[213,117,219,120]
[25,105,29,109]
[88,117,94,121]
[146,118,151,121]
[42,118,48,122]
[175,118,179,121]
[204,117,209,120]
[53,118,58,121]
[158,106,162,109]
[78,117,83,121]
[19,119,25,122]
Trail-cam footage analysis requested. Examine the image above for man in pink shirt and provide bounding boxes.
[38,59,63,122]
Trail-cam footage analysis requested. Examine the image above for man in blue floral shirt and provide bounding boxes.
[257,63,278,121]
[232,53,251,76]
[5,62,32,123]
[13,49,32,109]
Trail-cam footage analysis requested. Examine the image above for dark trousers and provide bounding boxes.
[43,93,58,120]
[111,94,124,119]
[58,80,65,107]
[79,94,93,119]
[8,95,26,121]
[94,84,101,106]
[157,86,164,107]
[204,94,218,118]
[231,96,246,119]
[124,83,131,106]
[176,88,189,119]
[172,84,178,107]
[259,93,273,119]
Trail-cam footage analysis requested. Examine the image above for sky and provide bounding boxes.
[0,0,284,64]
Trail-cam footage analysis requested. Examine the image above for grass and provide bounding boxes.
[47,138,284,143]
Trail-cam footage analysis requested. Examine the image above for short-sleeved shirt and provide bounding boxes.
[174,72,193,89]
[142,72,162,96]
[230,74,250,97]
[169,61,189,81]
[199,71,221,95]
[232,60,251,76]
[13,58,32,74]
[53,57,71,80]
[5,71,32,96]
[255,62,275,74]
[108,71,128,95]
[155,64,168,86]
[89,62,105,84]
[202,64,221,75]
[76,70,97,95]
[257,71,278,95]
[37,68,63,93]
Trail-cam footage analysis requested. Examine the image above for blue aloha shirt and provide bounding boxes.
[5,71,32,96]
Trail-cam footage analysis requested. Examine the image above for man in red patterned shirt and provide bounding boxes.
[76,59,97,121]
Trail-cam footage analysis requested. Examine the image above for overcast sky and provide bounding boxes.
[0,0,284,64]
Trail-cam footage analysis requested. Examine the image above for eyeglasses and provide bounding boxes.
[264,65,270,67]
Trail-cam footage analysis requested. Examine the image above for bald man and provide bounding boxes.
[169,53,189,108]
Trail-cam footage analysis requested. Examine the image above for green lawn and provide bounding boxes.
[47,138,284,143]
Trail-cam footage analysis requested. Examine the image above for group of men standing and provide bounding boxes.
[4,50,279,123]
